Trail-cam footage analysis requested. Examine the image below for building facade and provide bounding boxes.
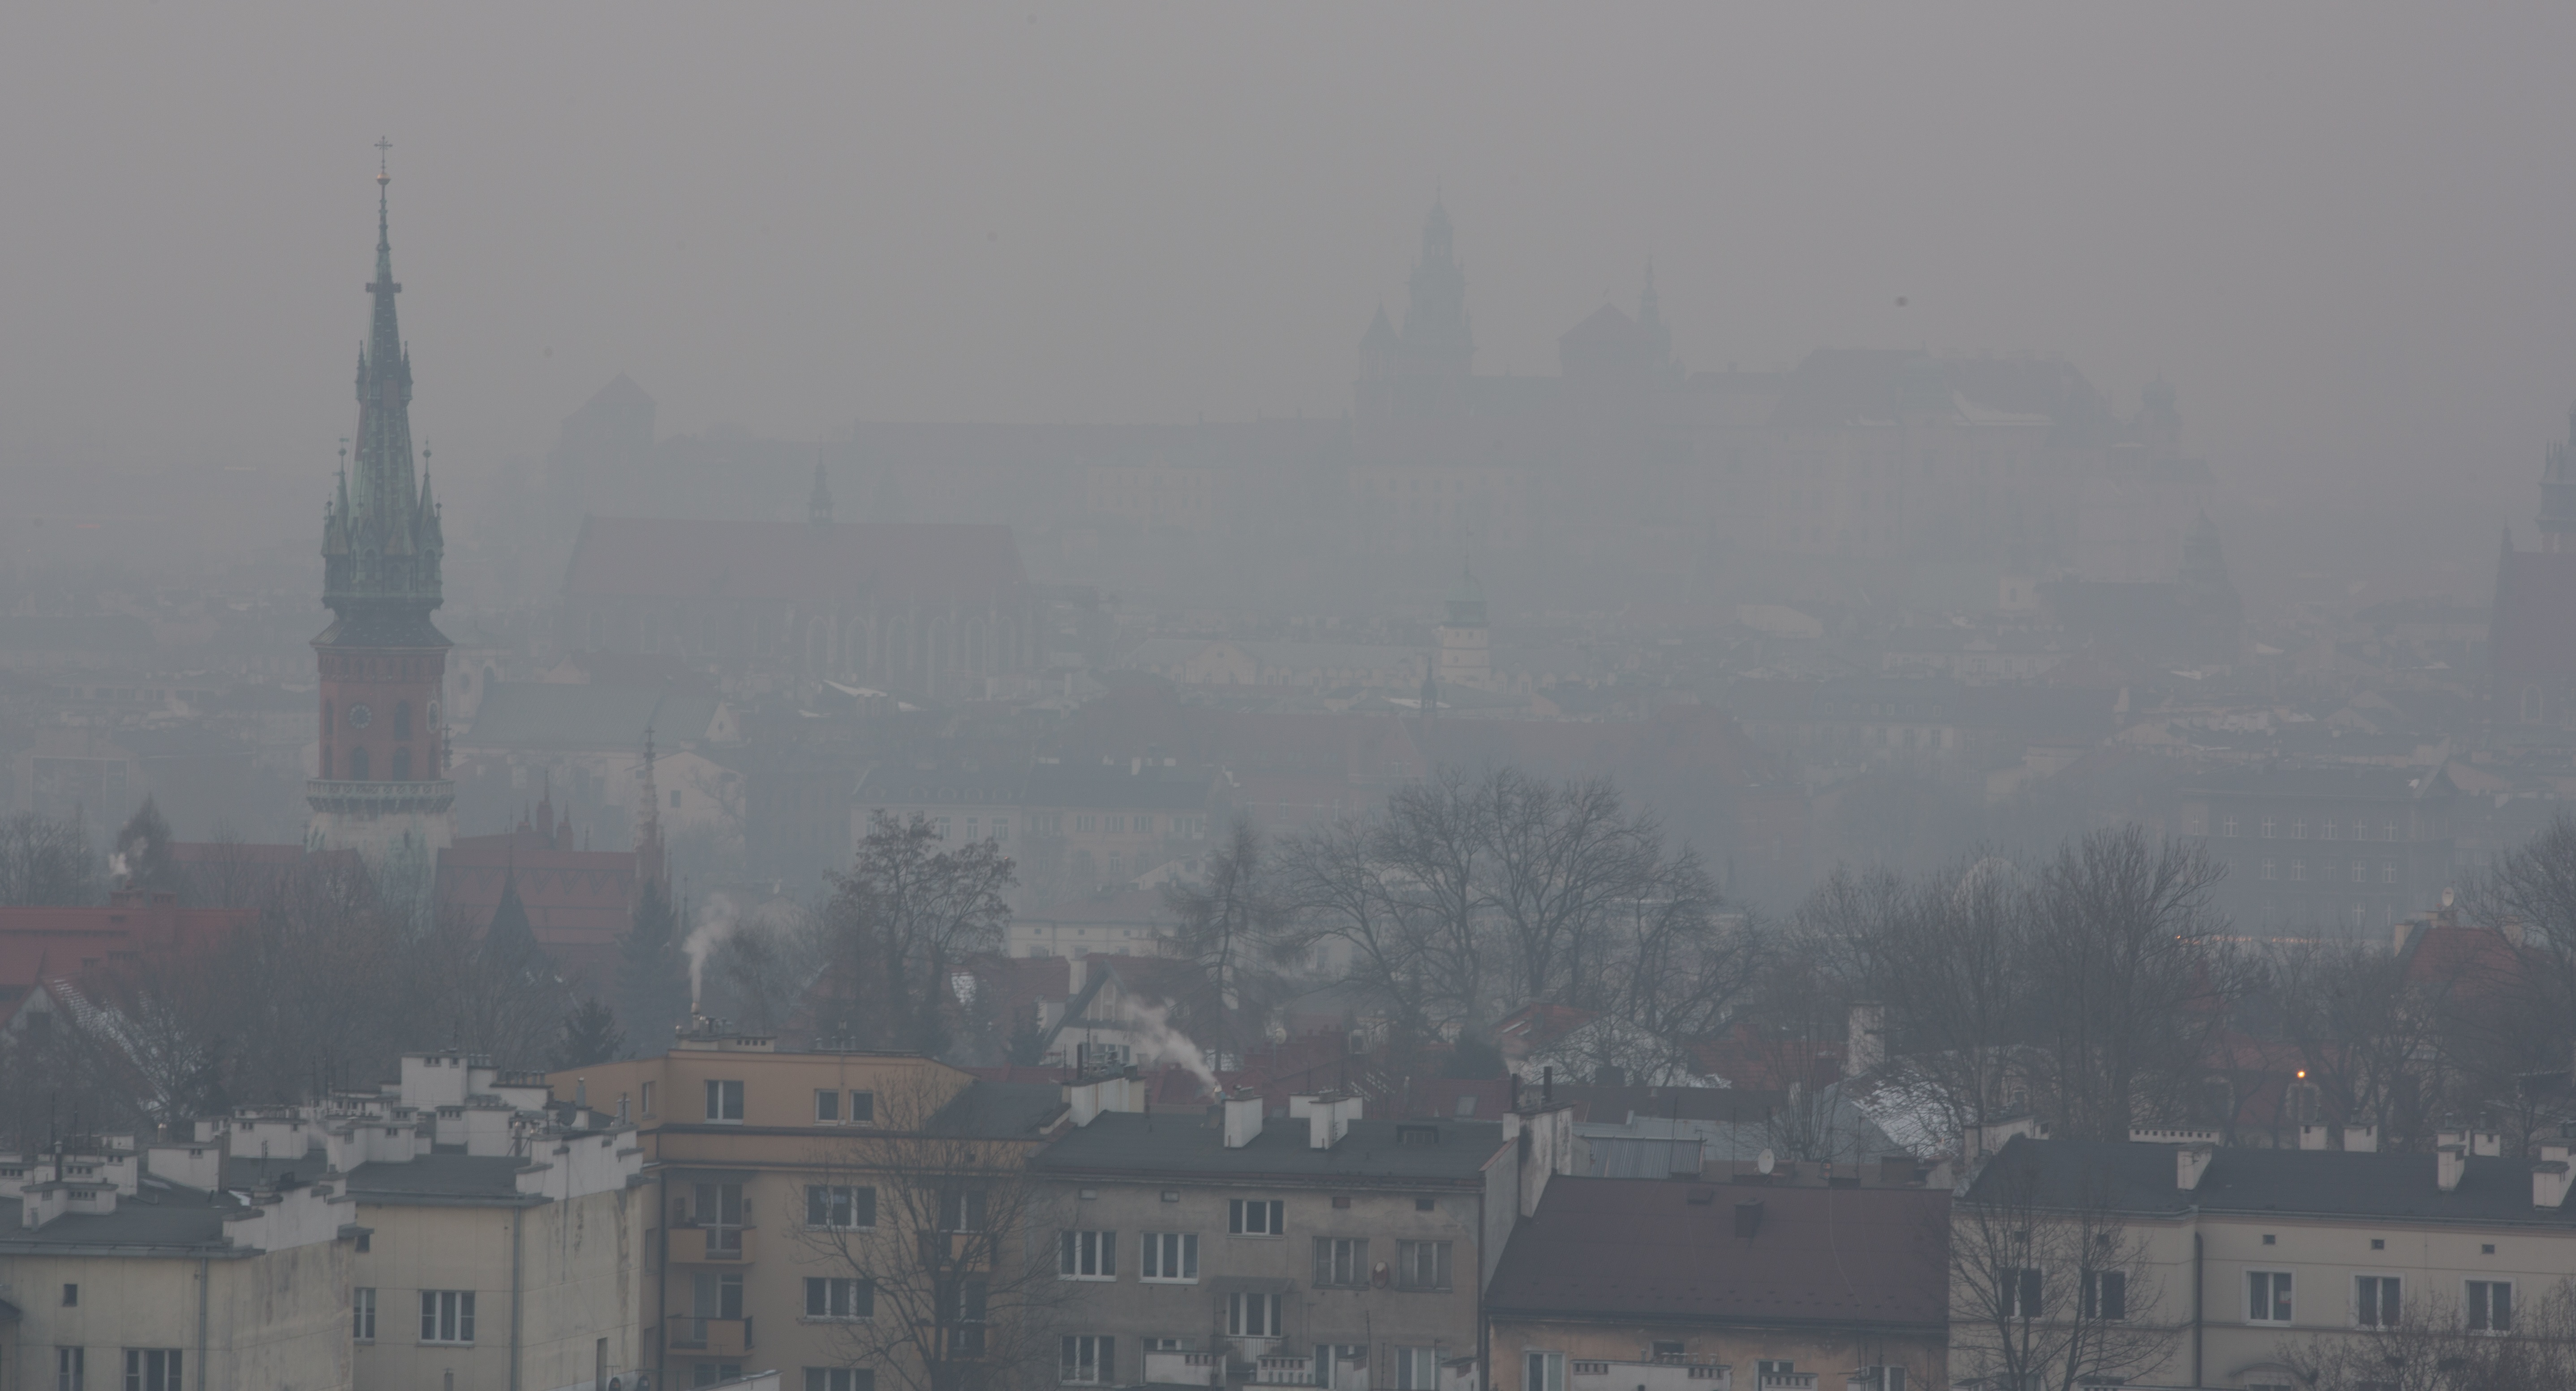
[306,159,455,905]
[1030,1090,1575,1391]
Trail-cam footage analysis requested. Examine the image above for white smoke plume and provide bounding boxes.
[1111,999,1221,1095]
[683,889,744,1011]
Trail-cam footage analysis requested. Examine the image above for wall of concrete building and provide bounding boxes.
[0,1242,353,1391]
[1487,1317,1943,1391]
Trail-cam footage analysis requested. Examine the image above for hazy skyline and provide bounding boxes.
[7,5,2576,602]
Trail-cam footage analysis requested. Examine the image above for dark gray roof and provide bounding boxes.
[1970,1137,2576,1228]
[0,1184,245,1254]
[930,1081,1067,1139]
[344,1153,532,1202]
[1035,1111,1502,1183]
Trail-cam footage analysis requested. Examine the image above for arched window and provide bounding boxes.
[395,701,411,738]
[323,700,333,735]
[393,746,412,781]
[350,746,370,781]
[323,745,333,779]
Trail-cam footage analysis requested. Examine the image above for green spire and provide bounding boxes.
[319,143,446,649]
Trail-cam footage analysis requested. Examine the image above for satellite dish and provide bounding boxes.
[1757,1148,1776,1176]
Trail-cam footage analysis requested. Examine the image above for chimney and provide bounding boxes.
[1844,1002,1887,1078]
[2297,1124,2328,1150]
[2176,1142,2215,1192]
[1222,1094,1264,1149]
[574,1078,587,1111]
[2535,1145,2573,1209]
[2474,1131,2503,1158]
[2438,1142,2467,1194]
[2343,1124,2379,1153]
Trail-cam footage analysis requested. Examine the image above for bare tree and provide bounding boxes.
[1484,771,1657,1009]
[2279,1279,2576,1391]
[2262,937,2446,1149]
[1161,813,1294,1059]
[1277,812,1442,1051]
[2026,827,2244,1142]
[1952,1150,2173,1391]
[818,814,1016,1056]
[790,1077,1065,1391]
[0,810,99,906]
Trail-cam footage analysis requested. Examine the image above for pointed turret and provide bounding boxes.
[319,147,445,646]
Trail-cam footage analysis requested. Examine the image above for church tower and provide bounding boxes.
[308,149,454,906]
[1435,564,1492,690]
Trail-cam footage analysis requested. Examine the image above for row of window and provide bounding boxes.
[2253,857,2400,883]
[1058,1339,1441,1390]
[685,1080,877,1126]
[51,1348,182,1391]
[336,1287,474,1344]
[1053,1230,1452,1289]
[2214,816,2405,841]
[1996,1266,2519,1331]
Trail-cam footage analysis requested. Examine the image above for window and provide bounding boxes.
[942,1187,989,1232]
[1230,1198,1285,1235]
[2291,860,2306,882]
[641,1081,656,1115]
[805,1372,874,1391]
[354,1287,378,1340]
[936,816,951,840]
[56,1348,83,1391]
[1142,1232,1199,1281]
[1060,1229,1118,1278]
[1395,1240,1452,1291]
[966,818,978,840]
[694,1182,747,1253]
[850,1090,875,1125]
[420,1289,477,1344]
[2082,1271,2127,1321]
[1395,1349,1441,1391]
[2248,1270,2293,1324]
[2003,1266,2043,1319]
[1315,1237,1368,1287]
[1062,1335,1117,1385]
[2383,821,2397,840]
[805,1276,874,1320]
[693,1365,743,1388]
[705,1079,744,1122]
[672,789,684,809]
[2261,859,2276,881]
[350,746,369,780]
[807,1184,876,1229]
[1226,1292,1282,1338]
[1076,815,1094,833]
[395,701,411,738]
[694,1271,745,1320]
[2223,815,2239,837]
[817,1089,841,1123]
[62,1283,77,1306]
[2356,1275,2400,1329]
[1755,1365,1795,1380]
[993,818,1009,844]
[950,1279,989,1357]
[2470,1280,2514,1332]
[2382,860,2398,884]
[121,1352,181,1391]
[2293,819,2308,840]
[1521,1352,1562,1391]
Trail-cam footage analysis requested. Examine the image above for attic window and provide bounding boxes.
[1454,1095,1477,1117]
[1396,1124,1439,1146]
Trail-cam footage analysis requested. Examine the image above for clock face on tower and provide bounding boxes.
[347,703,372,729]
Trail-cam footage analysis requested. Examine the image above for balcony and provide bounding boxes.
[1254,1355,1315,1386]
[665,1314,753,1357]
[1572,1362,1732,1391]
[669,1225,755,1263]
[1143,1352,1224,1388]
[1755,1377,1813,1391]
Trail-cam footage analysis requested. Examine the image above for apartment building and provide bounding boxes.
[0,1048,645,1391]
[1484,1176,1947,1391]
[0,1136,352,1391]
[1028,1088,1574,1391]
[1958,1133,2576,1390]
[554,1031,1065,1391]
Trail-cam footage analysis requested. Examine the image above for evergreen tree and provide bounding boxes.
[618,879,691,1047]
[551,997,628,1071]
[115,798,178,891]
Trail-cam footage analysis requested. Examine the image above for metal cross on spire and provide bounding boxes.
[375,137,392,184]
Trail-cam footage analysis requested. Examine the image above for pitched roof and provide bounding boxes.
[1484,1175,1948,1329]
[1033,1111,1504,1183]
[563,516,1028,607]
[1969,1136,2576,1228]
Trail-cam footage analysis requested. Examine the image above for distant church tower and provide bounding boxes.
[1357,198,1475,418]
[1435,564,1492,690]
[308,149,454,909]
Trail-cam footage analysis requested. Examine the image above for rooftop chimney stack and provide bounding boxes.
[2297,1124,2328,1150]
[2343,1124,2379,1153]
[2535,1144,2573,1209]
[2438,1138,2467,1194]
[1222,1093,1264,1149]
[2176,1142,2215,1191]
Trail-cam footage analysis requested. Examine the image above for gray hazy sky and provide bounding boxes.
[6,4,2576,587]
